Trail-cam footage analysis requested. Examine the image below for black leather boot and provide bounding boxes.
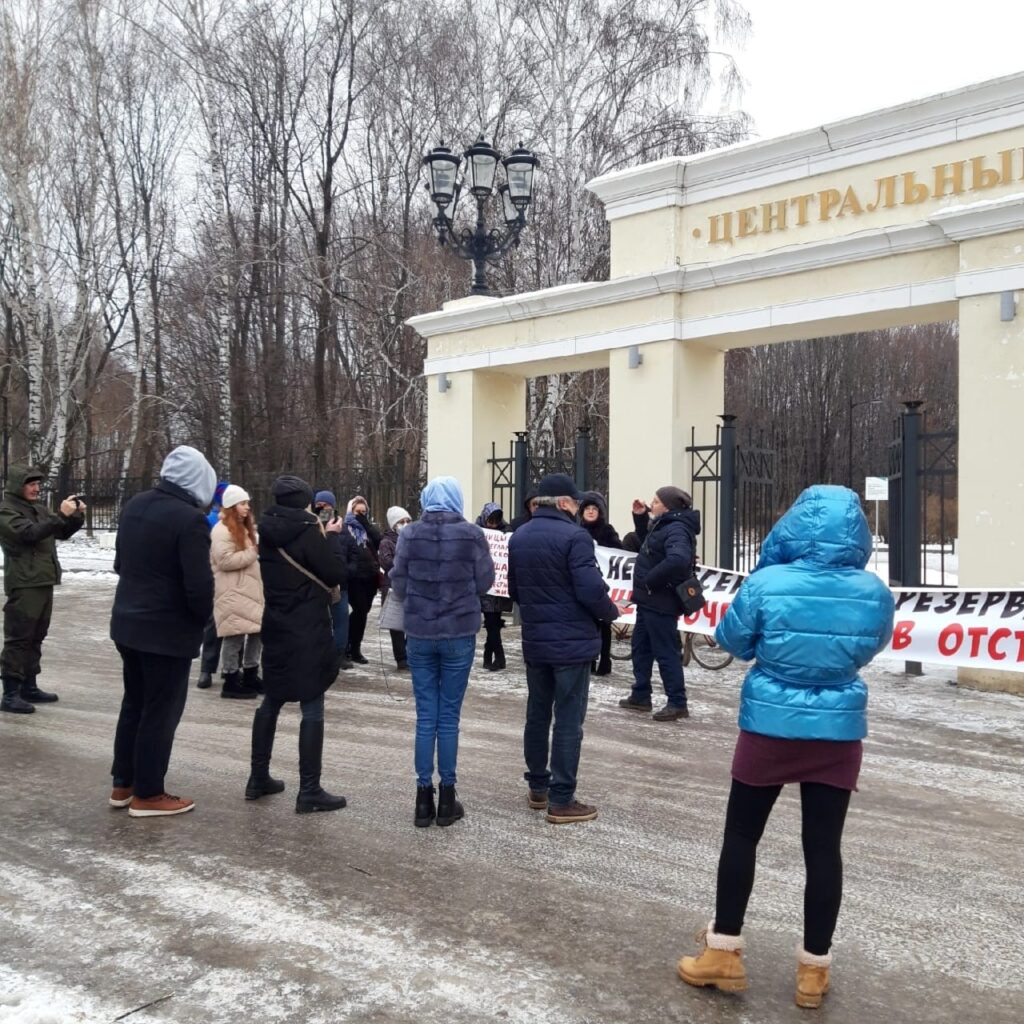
[415,785,436,827]
[435,783,464,827]
[241,664,264,694]
[20,674,58,703]
[482,640,493,669]
[245,704,285,800]
[221,671,257,700]
[490,643,506,671]
[1,677,35,714]
[295,719,347,813]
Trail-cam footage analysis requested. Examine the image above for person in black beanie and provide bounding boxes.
[619,485,701,721]
[247,475,350,812]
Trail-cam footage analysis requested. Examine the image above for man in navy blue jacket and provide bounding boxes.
[508,473,619,824]
[620,486,701,720]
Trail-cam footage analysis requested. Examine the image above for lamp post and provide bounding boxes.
[423,136,539,296]
[847,398,883,490]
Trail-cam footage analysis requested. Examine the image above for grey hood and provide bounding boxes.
[160,446,217,507]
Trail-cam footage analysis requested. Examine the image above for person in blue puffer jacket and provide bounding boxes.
[390,477,494,830]
[678,485,894,1009]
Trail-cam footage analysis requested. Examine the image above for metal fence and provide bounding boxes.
[37,462,417,533]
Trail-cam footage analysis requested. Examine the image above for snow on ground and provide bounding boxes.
[1,581,1022,1024]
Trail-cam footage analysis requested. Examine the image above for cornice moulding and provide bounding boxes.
[587,74,1024,219]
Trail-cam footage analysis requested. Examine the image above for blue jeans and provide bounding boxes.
[630,606,687,706]
[330,594,349,654]
[406,634,476,787]
[523,661,590,806]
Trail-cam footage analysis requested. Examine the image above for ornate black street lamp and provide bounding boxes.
[424,136,539,296]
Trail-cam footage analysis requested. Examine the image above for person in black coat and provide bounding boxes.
[509,490,539,532]
[246,475,349,813]
[620,486,701,722]
[109,445,217,817]
[475,502,512,670]
[577,492,622,676]
[343,494,382,665]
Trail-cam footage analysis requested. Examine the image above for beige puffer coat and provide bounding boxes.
[211,521,264,636]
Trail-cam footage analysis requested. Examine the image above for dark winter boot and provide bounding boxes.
[20,674,58,703]
[221,671,257,700]
[594,658,612,676]
[295,719,347,813]
[244,704,285,800]
[1,677,35,714]
[490,648,506,671]
[241,664,264,694]
[415,785,436,828]
[435,783,464,827]
[482,639,493,670]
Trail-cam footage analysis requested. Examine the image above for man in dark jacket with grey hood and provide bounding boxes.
[508,473,619,825]
[619,486,700,721]
[109,445,217,818]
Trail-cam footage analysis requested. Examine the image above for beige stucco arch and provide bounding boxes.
[408,74,1024,691]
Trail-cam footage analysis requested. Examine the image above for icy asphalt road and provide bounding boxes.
[1,577,1022,1024]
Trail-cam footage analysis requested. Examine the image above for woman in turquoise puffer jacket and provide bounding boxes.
[678,485,894,1009]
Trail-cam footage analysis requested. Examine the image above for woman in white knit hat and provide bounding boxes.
[378,505,412,670]
[211,484,264,699]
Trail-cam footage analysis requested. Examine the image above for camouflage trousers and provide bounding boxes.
[1,586,54,682]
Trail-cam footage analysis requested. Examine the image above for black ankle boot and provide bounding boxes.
[242,664,264,694]
[20,675,58,703]
[490,647,506,671]
[482,643,493,669]
[295,719,347,813]
[1,677,35,714]
[435,783,464,827]
[245,704,285,800]
[415,785,436,827]
[221,671,257,699]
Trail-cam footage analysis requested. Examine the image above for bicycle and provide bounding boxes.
[609,620,734,670]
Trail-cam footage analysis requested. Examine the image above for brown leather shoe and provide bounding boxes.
[546,800,598,824]
[128,793,195,818]
[527,789,549,809]
[109,787,133,808]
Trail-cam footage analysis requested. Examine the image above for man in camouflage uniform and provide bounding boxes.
[0,466,86,713]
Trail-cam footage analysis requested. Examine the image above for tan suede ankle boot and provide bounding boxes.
[677,921,747,992]
[795,946,832,1008]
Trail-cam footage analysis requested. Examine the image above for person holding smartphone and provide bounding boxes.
[314,491,357,671]
[0,467,86,713]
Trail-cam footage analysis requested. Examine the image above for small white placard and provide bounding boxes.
[865,476,888,501]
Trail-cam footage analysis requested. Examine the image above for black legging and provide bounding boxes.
[714,779,851,956]
[347,578,378,657]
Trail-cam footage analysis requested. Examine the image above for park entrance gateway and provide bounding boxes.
[408,73,1024,694]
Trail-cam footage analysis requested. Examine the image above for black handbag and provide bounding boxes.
[674,575,706,614]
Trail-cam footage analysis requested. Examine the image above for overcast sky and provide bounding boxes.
[713,0,1024,141]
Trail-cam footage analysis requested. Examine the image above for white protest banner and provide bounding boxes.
[483,528,1024,673]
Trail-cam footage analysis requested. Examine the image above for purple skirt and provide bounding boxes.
[731,730,863,792]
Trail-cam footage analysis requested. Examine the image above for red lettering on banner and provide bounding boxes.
[967,626,988,658]
[987,628,1011,661]
[938,623,964,656]
[891,620,914,650]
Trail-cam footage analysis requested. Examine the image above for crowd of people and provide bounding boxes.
[0,448,895,1009]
